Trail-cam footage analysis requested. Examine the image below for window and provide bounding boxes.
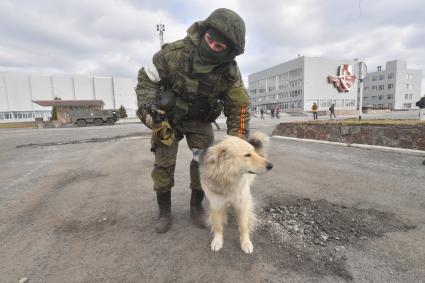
[372,76,377,81]
[388,103,393,109]
[379,85,385,90]
[405,94,409,99]
[277,74,285,90]
[387,94,393,99]
[259,79,266,93]
[267,76,276,92]
[378,104,384,108]
[388,73,394,79]
[406,83,413,90]
[406,73,413,79]
[409,94,413,99]
[364,87,369,91]
[379,75,385,80]
[387,84,393,89]
[403,103,412,109]
[372,96,377,101]
[372,86,377,91]
[378,95,384,100]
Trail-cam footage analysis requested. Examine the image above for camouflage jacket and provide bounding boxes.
[136,21,250,138]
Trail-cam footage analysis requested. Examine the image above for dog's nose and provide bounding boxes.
[266,162,273,170]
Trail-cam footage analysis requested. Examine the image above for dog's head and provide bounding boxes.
[202,134,273,175]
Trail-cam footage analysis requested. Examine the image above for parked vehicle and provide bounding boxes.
[70,109,118,127]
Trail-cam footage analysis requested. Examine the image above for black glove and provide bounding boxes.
[152,109,167,124]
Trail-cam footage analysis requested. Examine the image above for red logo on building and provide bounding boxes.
[328,64,357,92]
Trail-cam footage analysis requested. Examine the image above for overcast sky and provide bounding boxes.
[0,0,424,91]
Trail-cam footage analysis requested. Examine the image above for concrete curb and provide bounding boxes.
[272,135,425,157]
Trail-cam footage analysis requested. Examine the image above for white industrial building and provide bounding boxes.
[248,56,359,113]
[0,72,138,123]
[362,60,422,110]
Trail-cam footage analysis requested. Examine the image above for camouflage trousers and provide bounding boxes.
[151,120,214,193]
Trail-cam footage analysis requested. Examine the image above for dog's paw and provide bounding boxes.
[241,240,254,254]
[210,237,223,252]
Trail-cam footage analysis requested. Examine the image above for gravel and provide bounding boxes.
[258,198,416,280]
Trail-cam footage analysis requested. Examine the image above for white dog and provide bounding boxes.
[198,132,273,254]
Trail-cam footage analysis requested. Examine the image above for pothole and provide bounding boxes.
[258,197,416,280]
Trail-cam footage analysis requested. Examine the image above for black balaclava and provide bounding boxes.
[193,28,236,74]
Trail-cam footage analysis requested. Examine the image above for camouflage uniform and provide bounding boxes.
[136,9,250,194]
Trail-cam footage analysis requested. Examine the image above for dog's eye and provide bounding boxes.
[244,153,251,157]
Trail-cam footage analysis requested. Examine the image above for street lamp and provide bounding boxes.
[356,60,367,120]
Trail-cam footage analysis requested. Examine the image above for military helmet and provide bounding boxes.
[200,8,246,55]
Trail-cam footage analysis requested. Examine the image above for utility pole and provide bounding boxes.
[356,60,367,120]
[156,23,165,47]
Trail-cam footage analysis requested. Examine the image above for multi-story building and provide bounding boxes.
[362,60,422,110]
[0,72,137,123]
[248,56,359,113]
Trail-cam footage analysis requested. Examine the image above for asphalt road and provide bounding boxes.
[0,117,424,282]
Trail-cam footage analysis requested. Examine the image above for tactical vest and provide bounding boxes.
[160,37,239,124]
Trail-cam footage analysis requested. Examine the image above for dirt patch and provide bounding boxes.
[16,132,151,148]
[53,170,108,189]
[258,197,416,281]
[53,212,118,237]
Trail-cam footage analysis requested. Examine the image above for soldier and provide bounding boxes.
[136,8,250,233]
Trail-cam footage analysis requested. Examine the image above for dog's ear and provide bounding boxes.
[205,147,226,163]
[248,132,270,150]
[248,132,270,158]
[248,137,262,150]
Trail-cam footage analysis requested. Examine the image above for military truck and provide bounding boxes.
[70,109,119,127]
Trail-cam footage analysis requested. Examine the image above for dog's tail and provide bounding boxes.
[248,132,270,158]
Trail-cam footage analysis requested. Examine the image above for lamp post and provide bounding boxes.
[357,60,367,120]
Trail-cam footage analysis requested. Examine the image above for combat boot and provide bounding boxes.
[155,191,172,233]
[190,189,207,229]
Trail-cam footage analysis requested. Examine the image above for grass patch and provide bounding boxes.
[0,122,37,129]
[301,119,425,126]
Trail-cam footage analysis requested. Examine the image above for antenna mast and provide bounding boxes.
[156,23,165,47]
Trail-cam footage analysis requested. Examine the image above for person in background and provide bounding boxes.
[271,107,275,119]
[329,103,336,118]
[275,107,280,119]
[312,102,318,120]
[260,108,264,120]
